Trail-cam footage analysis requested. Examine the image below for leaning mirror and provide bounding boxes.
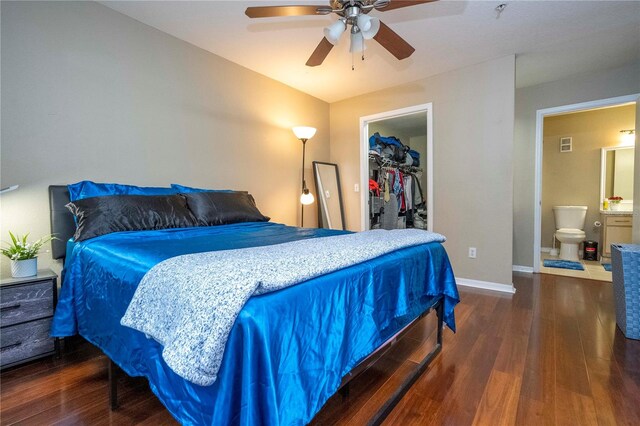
[600,146,634,206]
[313,161,346,230]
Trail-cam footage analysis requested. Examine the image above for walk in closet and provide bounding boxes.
[367,112,429,231]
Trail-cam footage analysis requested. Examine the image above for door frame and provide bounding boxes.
[359,103,434,231]
[533,93,638,272]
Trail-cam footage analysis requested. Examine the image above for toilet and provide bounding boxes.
[553,206,587,261]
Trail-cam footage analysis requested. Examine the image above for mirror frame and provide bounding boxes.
[600,146,634,205]
[312,161,346,230]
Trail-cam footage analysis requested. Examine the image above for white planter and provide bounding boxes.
[11,258,37,278]
[610,203,621,211]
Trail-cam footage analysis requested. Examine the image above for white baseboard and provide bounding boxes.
[455,277,516,294]
[512,265,534,273]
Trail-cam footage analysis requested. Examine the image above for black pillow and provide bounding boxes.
[182,191,269,226]
[66,194,197,241]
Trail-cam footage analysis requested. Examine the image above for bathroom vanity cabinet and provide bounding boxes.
[600,212,633,260]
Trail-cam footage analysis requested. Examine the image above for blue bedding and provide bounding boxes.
[52,222,459,425]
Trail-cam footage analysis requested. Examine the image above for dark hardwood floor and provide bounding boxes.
[1,272,639,425]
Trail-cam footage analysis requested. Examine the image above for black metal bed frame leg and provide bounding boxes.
[436,300,444,346]
[108,359,119,410]
[367,299,444,426]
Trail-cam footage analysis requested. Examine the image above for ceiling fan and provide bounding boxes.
[245,0,437,67]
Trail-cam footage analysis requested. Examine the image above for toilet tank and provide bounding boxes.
[553,206,588,229]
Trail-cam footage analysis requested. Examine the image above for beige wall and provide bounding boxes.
[541,105,636,248]
[513,62,640,267]
[330,56,516,287]
[0,1,330,274]
[635,98,640,244]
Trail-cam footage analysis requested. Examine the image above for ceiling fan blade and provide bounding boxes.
[373,21,415,60]
[245,5,332,18]
[376,0,437,12]
[306,37,334,67]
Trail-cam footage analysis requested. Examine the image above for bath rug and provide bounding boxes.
[543,259,585,271]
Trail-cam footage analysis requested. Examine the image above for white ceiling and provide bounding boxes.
[101,0,640,103]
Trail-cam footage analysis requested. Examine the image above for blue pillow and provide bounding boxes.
[170,184,237,194]
[68,181,177,202]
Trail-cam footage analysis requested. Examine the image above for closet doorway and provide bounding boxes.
[360,104,433,232]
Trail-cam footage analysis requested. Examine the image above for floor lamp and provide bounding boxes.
[292,126,316,227]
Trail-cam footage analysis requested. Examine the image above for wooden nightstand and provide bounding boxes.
[1,269,59,369]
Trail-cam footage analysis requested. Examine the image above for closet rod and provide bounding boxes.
[370,155,423,173]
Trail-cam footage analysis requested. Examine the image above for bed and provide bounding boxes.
[48,184,459,425]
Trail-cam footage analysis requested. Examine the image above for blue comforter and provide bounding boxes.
[52,222,459,425]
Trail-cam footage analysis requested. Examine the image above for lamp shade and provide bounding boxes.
[358,16,380,40]
[300,190,315,205]
[350,31,366,53]
[323,20,346,45]
[292,126,317,140]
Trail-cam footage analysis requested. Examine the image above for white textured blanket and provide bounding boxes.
[120,228,446,386]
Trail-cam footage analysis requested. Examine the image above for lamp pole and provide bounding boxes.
[300,138,307,227]
[292,126,316,228]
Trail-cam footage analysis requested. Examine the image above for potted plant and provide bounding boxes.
[608,196,623,211]
[1,232,55,278]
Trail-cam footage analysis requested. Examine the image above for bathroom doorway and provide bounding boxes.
[360,104,433,232]
[534,94,638,280]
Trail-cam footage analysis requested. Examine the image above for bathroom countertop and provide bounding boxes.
[599,210,633,215]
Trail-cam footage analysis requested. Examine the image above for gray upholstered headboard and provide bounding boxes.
[48,185,75,260]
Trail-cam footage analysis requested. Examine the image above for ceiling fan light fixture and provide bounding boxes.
[349,31,366,53]
[356,14,372,32]
[323,19,346,45]
[359,16,380,39]
[246,0,431,67]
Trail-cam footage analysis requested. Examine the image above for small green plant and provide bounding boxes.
[1,232,55,261]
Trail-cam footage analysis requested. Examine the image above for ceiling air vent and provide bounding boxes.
[560,137,572,153]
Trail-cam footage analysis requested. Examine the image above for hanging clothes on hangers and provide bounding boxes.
[369,179,380,196]
[380,196,399,230]
[403,174,413,227]
[369,151,427,230]
[383,172,390,202]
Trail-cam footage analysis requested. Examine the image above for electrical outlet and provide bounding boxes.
[468,247,477,259]
[354,183,360,193]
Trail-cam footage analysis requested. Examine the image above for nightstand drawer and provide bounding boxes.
[0,317,55,367]
[0,281,54,327]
